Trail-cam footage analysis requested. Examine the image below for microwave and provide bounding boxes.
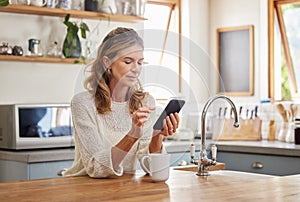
[0,104,74,150]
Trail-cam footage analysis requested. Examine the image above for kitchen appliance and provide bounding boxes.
[0,104,74,150]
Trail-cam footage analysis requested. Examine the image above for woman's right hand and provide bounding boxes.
[129,106,155,139]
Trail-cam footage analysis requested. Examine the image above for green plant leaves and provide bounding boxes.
[80,22,90,39]
[72,38,78,48]
[64,14,70,24]
[0,0,9,6]
[63,14,89,58]
[63,14,89,39]
[63,47,71,57]
[66,32,73,45]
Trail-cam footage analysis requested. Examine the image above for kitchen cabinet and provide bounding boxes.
[2,153,193,182]
[0,4,146,64]
[0,159,73,182]
[136,152,198,171]
[217,151,300,176]
[2,152,196,182]
[170,152,191,166]
[169,151,201,166]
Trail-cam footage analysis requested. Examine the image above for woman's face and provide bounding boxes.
[107,45,144,88]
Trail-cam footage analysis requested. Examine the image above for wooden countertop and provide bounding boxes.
[0,169,299,201]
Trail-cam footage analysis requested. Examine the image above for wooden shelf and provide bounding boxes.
[0,5,146,64]
[0,55,86,64]
[0,4,146,22]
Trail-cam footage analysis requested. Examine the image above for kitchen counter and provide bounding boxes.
[0,168,299,201]
[165,139,300,156]
[0,140,300,163]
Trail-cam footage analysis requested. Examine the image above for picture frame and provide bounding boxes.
[216,25,254,96]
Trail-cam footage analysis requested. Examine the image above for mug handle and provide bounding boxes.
[42,0,47,6]
[140,155,152,176]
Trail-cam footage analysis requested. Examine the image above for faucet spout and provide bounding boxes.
[201,95,239,151]
[191,94,239,176]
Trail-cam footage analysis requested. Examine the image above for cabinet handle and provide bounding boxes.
[178,160,188,166]
[57,169,67,176]
[252,162,263,169]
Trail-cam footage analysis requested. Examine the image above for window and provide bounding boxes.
[141,0,181,100]
[269,0,300,100]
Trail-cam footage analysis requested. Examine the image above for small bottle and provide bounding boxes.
[295,118,300,145]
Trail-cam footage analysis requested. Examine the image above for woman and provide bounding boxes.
[63,27,180,178]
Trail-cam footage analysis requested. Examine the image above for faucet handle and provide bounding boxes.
[190,143,195,159]
[211,145,217,161]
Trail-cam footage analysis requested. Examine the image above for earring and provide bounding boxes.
[107,69,111,74]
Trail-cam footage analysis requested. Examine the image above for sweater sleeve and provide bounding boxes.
[136,94,167,173]
[71,93,123,178]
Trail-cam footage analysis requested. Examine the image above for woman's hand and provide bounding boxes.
[129,106,155,139]
[113,106,154,169]
[157,112,180,137]
[150,112,180,153]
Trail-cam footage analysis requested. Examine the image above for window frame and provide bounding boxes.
[146,0,182,95]
[268,0,300,99]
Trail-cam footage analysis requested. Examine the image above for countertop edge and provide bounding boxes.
[0,148,75,163]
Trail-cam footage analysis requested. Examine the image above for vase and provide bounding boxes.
[62,34,82,58]
[84,0,98,11]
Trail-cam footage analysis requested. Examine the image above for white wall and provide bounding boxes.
[209,0,269,104]
[187,0,211,105]
[0,0,269,106]
[0,12,142,104]
[182,0,269,107]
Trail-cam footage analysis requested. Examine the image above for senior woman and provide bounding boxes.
[63,27,179,178]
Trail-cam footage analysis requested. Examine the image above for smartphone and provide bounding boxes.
[153,99,185,130]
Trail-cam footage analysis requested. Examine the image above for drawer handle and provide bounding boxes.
[57,169,67,176]
[178,160,188,166]
[252,162,263,169]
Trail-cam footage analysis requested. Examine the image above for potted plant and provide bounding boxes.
[62,14,90,59]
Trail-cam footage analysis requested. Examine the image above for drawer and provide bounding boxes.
[217,151,300,176]
[29,160,73,180]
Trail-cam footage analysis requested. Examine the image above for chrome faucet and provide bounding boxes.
[190,94,239,176]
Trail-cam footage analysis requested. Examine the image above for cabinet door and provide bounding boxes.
[29,160,73,180]
[169,151,200,167]
[0,160,28,182]
[218,152,300,176]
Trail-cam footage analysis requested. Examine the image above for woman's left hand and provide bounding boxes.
[158,112,180,137]
[150,113,180,153]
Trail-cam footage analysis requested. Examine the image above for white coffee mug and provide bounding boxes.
[30,0,46,6]
[47,0,58,8]
[140,153,170,182]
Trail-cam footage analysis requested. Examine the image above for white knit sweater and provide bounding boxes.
[63,91,160,178]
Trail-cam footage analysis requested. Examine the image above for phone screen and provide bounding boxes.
[153,99,185,130]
